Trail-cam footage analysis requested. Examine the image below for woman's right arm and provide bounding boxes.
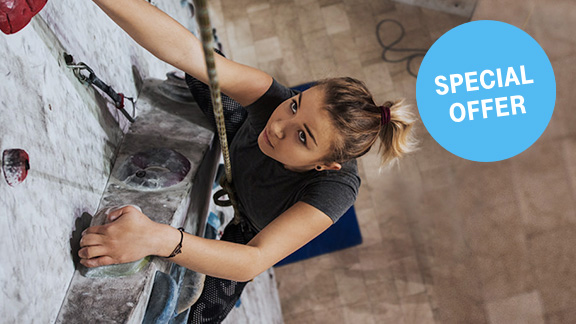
[93,0,272,106]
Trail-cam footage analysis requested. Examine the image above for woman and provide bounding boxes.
[79,0,417,322]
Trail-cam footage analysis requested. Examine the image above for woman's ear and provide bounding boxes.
[322,162,342,171]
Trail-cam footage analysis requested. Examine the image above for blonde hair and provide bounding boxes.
[377,99,418,167]
[315,77,418,167]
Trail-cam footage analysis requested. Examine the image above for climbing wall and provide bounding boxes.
[0,0,195,322]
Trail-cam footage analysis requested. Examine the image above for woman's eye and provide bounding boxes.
[290,101,297,113]
[298,130,306,144]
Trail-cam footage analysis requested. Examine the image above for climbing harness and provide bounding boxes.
[193,0,242,224]
[64,53,136,123]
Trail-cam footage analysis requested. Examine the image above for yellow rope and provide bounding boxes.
[194,0,241,223]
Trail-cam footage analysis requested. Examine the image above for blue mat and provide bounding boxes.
[290,82,316,93]
[274,205,363,267]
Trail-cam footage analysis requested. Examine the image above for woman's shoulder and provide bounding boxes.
[308,159,361,189]
[245,79,298,110]
[241,79,299,132]
[298,159,360,223]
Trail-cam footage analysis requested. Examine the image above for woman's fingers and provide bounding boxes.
[78,245,108,260]
[79,232,104,248]
[77,206,160,267]
[80,255,115,268]
[107,208,124,222]
[107,204,141,222]
[82,225,107,236]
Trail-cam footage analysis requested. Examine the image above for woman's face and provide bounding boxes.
[258,86,341,172]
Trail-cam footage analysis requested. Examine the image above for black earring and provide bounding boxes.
[315,165,322,171]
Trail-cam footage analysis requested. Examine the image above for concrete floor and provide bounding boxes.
[211,0,576,323]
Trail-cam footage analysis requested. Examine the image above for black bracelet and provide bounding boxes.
[166,227,185,258]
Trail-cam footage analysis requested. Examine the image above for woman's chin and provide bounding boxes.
[257,138,273,158]
[257,136,265,152]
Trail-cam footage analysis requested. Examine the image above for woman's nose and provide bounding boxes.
[270,119,285,139]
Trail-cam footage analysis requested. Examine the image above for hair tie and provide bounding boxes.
[380,104,391,125]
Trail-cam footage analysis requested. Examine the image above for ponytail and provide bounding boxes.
[317,77,418,166]
[377,99,418,167]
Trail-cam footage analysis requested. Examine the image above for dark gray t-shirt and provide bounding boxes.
[229,80,361,232]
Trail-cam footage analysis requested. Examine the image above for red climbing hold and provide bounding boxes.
[0,0,48,34]
[2,149,30,186]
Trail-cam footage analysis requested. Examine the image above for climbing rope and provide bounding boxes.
[376,19,428,78]
[193,0,242,224]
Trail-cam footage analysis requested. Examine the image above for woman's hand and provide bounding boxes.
[78,205,174,268]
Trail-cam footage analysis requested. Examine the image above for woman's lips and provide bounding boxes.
[263,128,274,148]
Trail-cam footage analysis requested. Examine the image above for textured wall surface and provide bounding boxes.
[56,78,216,323]
[0,0,195,322]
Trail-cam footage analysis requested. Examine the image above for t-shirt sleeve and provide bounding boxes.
[244,79,297,132]
[299,162,361,223]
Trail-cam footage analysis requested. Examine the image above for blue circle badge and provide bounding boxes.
[416,20,556,162]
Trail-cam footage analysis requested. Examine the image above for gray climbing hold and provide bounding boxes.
[115,148,191,191]
[81,256,152,278]
[175,268,206,314]
[142,271,178,324]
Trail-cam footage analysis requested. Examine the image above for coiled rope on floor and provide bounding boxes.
[376,19,428,78]
[194,0,241,223]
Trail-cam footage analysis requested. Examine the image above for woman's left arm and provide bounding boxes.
[79,203,333,282]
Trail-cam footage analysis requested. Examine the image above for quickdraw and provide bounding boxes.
[64,53,136,123]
